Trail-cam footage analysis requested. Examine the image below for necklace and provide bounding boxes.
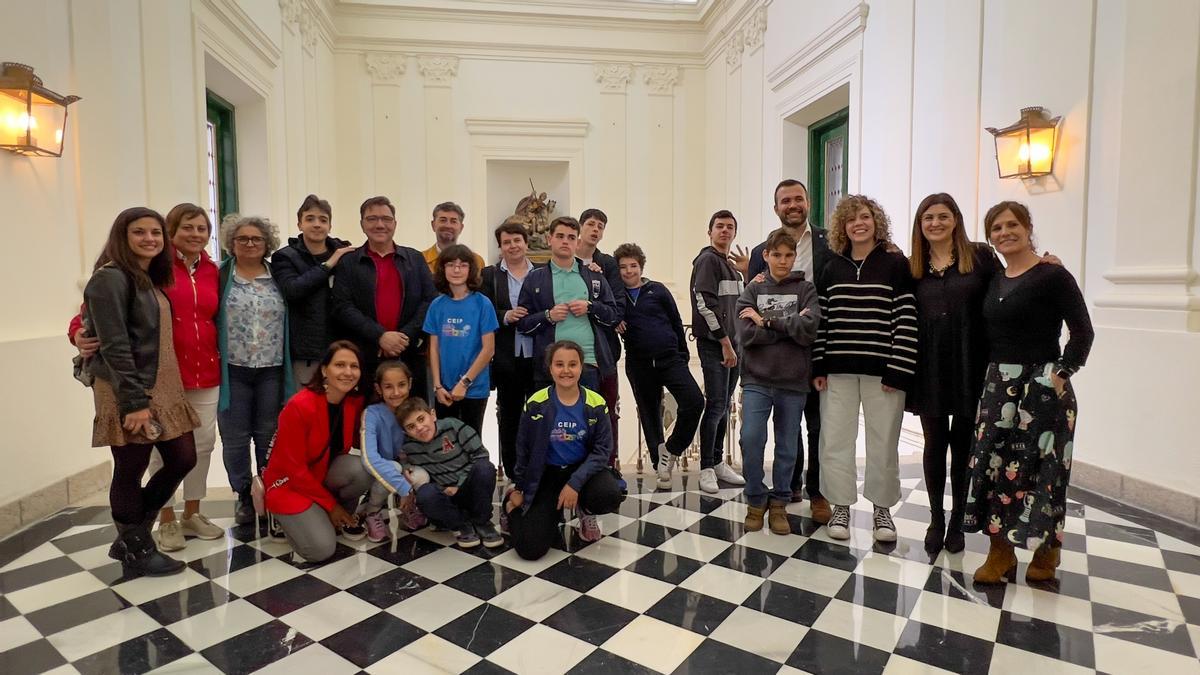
[928,251,956,276]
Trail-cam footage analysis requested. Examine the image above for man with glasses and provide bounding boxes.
[332,196,438,396]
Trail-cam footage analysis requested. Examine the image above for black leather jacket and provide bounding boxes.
[83,266,162,415]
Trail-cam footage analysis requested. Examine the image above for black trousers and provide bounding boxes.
[436,397,489,441]
[508,464,622,560]
[920,414,973,527]
[626,355,704,465]
[110,433,197,525]
[789,390,823,499]
[495,356,537,478]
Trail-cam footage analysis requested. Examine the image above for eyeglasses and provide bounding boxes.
[364,216,396,225]
[443,261,471,271]
[233,236,266,246]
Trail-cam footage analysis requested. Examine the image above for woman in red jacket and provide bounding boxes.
[262,340,374,563]
[72,203,225,551]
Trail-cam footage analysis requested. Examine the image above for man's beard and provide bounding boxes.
[779,210,807,227]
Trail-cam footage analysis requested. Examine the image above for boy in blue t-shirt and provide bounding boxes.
[423,244,499,436]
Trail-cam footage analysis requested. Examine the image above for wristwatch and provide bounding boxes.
[319,261,331,273]
[460,375,474,387]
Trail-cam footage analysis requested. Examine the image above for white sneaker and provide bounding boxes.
[698,468,719,494]
[872,506,897,542]
[827,505,851,540]
[713,462,745,486]
[153,520,186,552]
[656,448,677,488]
[180,513,225,540]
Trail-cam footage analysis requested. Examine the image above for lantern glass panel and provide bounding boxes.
[0,89,30,147]
[29,95,67,154]
[994,131,1029,178]
[1025,126,1056,175]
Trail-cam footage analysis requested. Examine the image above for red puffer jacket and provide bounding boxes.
[68,252,221,389]
[262,388,365,515]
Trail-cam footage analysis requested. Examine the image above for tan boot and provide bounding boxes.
[744,504,766,532]
[810,496,832,525]
[1026,544,1061,582]
[768,500,790,535]
[973,536,1017,584]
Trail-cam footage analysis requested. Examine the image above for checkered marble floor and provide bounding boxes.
[3,464,1200,675]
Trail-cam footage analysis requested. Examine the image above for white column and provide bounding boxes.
[364,52,407,208]
[593,63,632,228]
[640,66,679,277]
[419,56,459,214]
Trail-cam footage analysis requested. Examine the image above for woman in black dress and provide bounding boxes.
[907,193,999,556]
[963,201,1093,584]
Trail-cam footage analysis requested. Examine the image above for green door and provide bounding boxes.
[808,108,849,231]
[206,90,239,259]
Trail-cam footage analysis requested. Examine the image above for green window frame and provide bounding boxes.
[807,108,849,231]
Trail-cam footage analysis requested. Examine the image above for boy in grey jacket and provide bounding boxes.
[735,229,820,535]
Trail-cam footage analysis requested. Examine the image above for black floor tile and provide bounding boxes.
[567,648,658,674]
[187,544,273,578]
[50,525,118,554]
[893,621,994,675]
[1085,520,1159,547]
[792,539,863,572]
[320,612,423,667]
[537,555,619,593]
[24,588,133,635]
[669,493,727,515]
[685,515,746,543]
[138,582,238,625]
[0,639,68,675]
[741,580,832,627]
[709,544,787,579]
[617,497,660,519]
[365,534,444,566]
[995,611,1095,669]
[1179,594,1200,626]
[73,627,193,675]
[435,604,535,656]
[347,567,437,609]
[203,619,315,674]
[243,574,340,616]
[0,555,84,593]
[925,566,1008,609]
[463,658,516,674]
[834,574,922,617]
[1091,602,1196,657]
[787,630,890,675]
[0,595,19,621]
[542,595,638,645]
[644,587,737,636]
[444,562,529,600]
[671,638,781,674]
[612,521,678,548]
[1162,549,1200,576]
[626,549,704,585]
[1086,555,1174,592]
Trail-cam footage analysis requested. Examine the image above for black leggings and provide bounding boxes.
[920,415,973,525]
[109,433,197,525]
[508,465,622,561]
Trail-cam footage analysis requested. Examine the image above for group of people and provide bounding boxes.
[76,179,1092,590]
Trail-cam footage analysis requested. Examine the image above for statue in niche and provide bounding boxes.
[511,180,556,261]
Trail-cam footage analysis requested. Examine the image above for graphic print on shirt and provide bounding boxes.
[440,435,455,455]
[549,418,588,445]
[756,293,798,320]
[440,316,473,339]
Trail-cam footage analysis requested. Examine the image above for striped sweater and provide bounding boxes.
[402,418,489,488]
[812,243,918,392]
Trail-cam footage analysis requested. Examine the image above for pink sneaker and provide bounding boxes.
[363,510,388,543]
[578,512,602,542]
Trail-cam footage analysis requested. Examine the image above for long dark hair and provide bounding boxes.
[305,340,366,396]
[909,193,976,279]
[434,244,482,293]
[93,207,174,290]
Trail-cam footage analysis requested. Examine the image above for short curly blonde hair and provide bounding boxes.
[827,194,893,254]
[220,214,280,257]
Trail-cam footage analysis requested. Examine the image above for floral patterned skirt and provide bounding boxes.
[961,362,1077,551]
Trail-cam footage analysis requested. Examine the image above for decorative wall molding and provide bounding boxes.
[300,11,319,53]
[1102,265,1197,285]
[364,52,407,85]
[744,6,768,51]
[417,55,459,86]
[767,2,868,90]
[278,0,302,28]
[465,117,590,138]
[725,29,745,72]
[199,0,282,66]
[594,62,633,93]
[642,65,680,95]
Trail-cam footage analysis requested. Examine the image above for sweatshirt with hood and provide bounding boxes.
[689,246,744,346]
[736,271,821,392]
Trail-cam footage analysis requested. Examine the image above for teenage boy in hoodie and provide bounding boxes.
[271,194,355,385]
[689,210,747,492]
[613,243,704,489]
[736,229,820,534]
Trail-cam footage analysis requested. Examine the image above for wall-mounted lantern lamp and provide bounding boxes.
[0,62,80,157]
[986,106,1060,180]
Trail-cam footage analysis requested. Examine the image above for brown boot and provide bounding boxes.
[1026,544,1061,582]
[973,536,1017,584]
[768,500,790,535]
[810,496,832,525]
[744,504,766,532]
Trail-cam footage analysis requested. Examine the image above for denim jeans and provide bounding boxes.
[219,364,284,495]
[789,391,824,499]
[739,384,806,506]
[414,458,497,530]
[697,340,739,469]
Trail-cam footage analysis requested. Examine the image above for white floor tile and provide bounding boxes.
[488,577,581,622]
[637,505,706,530]
[585,570,674,614]
[1089,577,1185,623]
[388,584,483,632]
[306,551,396,588]
[678,562,764,604]
[145,652,222,674]
[811,598,908,652]
[47,606,160,662]
[883,654,958,674]
[601,615,705,674]
[657,531,732,562]
[0,615,42,652]
[856,553,936,589]
[706,500,749,523]
[212,558,304,597]
[1,542,66,572]
[489,546,570,576]
[401,547,485,583]
[166,598,273,651]
[908,591,1002,641]
[1086,536,1165,569]
[488,624,595,675]
[1093,634,1200,675]
[767,557,853,597]
[1000,585,1096,632]
[709,606,806,663]
[254,644,360,675]
[986,643,1092,675]
[573,537,654,569]
[736,529,806,557]
[5,570,109,614]
[368,634,481,674]
[111,567,210,605]
[280,591,382,641]
[1169,569,1200,599]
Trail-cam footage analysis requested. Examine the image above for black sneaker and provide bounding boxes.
[268,513,287,540]
[234,493,255,525]
[455,524,480,549]
[475,522,504,548]
[340,521,366,541]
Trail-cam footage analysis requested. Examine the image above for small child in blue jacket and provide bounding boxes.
[360,361,417,542]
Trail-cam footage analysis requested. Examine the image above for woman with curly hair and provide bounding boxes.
[811,195,918,543]
[217,215,296,524]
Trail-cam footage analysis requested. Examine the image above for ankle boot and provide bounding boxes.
[744,504,766,532]
[1026,544,1061,582]
[114,522,186,577]
[767,500,790,535]
[973,535,1017,584]
[925,511,945,556]
[943,510,965,554]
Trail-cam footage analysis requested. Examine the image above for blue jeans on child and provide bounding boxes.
[739,384,806,507]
